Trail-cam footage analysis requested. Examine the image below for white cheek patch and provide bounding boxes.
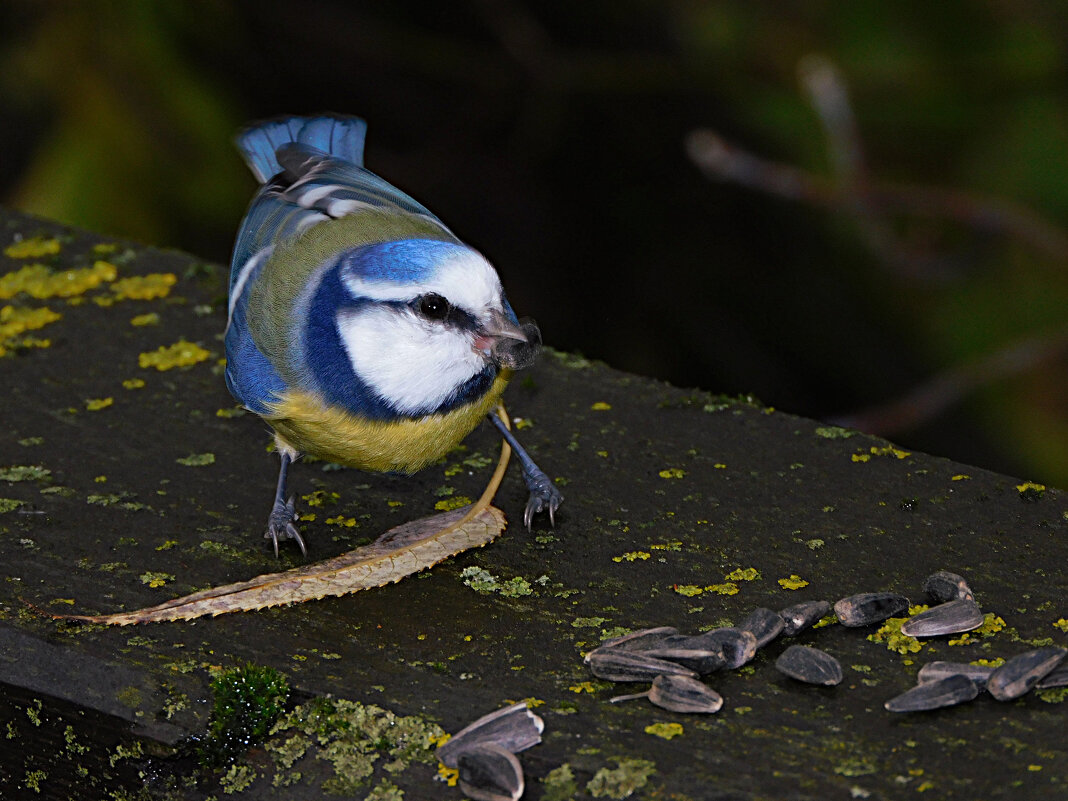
[336,305,486,415]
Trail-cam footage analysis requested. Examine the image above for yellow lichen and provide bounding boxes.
[437,764,459,787]
[4,236,61,259]
[0,260,116,299]
[673,584,705,597]
[868,617,922,654]
[122,378,145,390]
[612,551,651,562]
[1016,481,1046,500]
[1054,619,1068,634]
[568,682,596,694]
[138,340,210,370]
[951,474,970,481]
[85,397,113,411]
[706,582,739,595]
[853,445,910,462]
[130,312,160,326]
[325,515,357,527]
[726,567,760,581]
[778,574,809,590]
[644,722,683,740]
[590,401,612,411]
[140,572,173,589]
[658,468,686,479]
[111,273,177,300]
[434,496,472,511]
[0,305,62,356]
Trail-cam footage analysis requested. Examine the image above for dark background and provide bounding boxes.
[5,0,1068,486]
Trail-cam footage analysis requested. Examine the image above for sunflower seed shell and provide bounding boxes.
[595,626,680,653]
[987,647,1068,701]
[834,592,910,627]
[640,647,727,674]
[691,628,759,669]
[457,743,524,801]
[739,607,786,649]
[923,570,975,603]
[437,703,544,768]
[648,674,724,714]
[779,600,832,636]
[900,599,985,638]
[885,675,979,712]
[1035,660,1068,690]
[916,660,995,689]
[775,645,843,686]
[586,649,699,682]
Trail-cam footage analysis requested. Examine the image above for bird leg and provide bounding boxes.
[488,410,563,528]
[265,450,306,557]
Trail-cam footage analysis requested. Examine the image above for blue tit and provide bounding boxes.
[224,114,562,555]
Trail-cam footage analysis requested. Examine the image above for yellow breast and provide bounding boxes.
[263,374,510,473]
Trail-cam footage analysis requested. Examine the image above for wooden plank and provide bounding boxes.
[1,208,1066,798]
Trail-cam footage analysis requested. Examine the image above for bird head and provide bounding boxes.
[329,239,540,416]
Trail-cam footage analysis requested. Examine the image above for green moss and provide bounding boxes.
[814,426,855,439]
[197,664,290,768]
[219,763,257,794]
[0,465,51,482]
[542,764,579,801]
[587,757,656,799]
[264,696,445,796]
[176,452,215,466]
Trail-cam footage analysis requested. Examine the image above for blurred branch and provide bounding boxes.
[829,329,1068,436]
[686,56,1068,280]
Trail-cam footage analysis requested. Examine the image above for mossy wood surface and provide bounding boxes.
[1,208,1066,799]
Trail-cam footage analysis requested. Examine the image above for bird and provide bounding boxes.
[224,114,562,555]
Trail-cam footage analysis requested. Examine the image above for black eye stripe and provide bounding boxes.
[409,293,481,330]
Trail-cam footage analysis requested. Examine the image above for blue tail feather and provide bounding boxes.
[236,114,368,183]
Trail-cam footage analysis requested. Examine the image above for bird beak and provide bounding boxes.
[475,309,541,370]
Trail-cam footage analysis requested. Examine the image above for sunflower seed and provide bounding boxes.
[586,649,699,682]
[640,646,727,674]
[738,607,786,649]
[775,645,843,686]
[1035,660,1068,690]
[885,674,979,712]
[437,703,544,768]
[595,626,679,652]
[917,660,995,689]
[987,647,1068,701]
[834,592,910,627]
[648,674,723,714]
[923,570,974,603]
[900,599,985,638]
[457,743,524,801]
[690,628,758,669]
[778,600,832,636]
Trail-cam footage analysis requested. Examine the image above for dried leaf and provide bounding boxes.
[59,505,506,625]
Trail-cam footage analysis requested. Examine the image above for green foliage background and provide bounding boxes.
[5,1,1068,485]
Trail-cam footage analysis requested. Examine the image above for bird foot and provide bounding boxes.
[521,467,564,530]
[265,494,306,557]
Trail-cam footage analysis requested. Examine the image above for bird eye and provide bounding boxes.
[417,293,451,321]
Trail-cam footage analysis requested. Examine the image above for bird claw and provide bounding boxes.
[521,468,563,530]
[265,494,306,557]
